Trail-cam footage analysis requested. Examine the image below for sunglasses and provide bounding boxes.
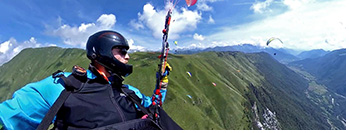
[120,48,128,55]
[114,47,128,56]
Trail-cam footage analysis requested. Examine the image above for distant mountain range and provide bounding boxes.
[297,49,330,60]
[174,44,336,64]
[0,47,346,130]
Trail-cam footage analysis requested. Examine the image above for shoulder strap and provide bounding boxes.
[36,70,78,130]
[120,86,154,120]
[36,90,70,130]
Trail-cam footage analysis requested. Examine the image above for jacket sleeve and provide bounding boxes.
[126,85,167,108]
[0,72,70,130]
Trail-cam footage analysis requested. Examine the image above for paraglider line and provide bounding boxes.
[173,0,181,8]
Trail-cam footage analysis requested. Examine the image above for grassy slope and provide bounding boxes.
[125,52,254,129]
[246,52,329,129]
[0,47,90,102]
[0,47,335,129]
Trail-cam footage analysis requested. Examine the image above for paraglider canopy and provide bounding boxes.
[185,0,197,7]
[174,41,178,45]
[212,82,216,86]
[266,37,283,46]
[186,95,192,99]
[187,71,192,77]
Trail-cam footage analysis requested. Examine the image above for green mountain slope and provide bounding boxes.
[0,47,340,129]
[0,47,90,102]
[245,52,328,129]
[288,49,346,129]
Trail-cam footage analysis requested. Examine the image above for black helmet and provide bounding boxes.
[86,30,132,77]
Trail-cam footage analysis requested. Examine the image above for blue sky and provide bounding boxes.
[0,0,348,65]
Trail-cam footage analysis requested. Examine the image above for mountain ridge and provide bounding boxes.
[174,44,338,64]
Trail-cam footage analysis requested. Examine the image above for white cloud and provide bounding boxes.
[188,43,207,49]
[97,14,116,28]
[0,40,11,53]
[195,0,222,11]
[132,3,202,40]
[129,19,144,30]
[48,14,116,48]
[250,0,274,13]
[0,37,41,66]
[282,0,316,10]
[171,8,202,38]
[193,33,205,41]
[177,43,207,50]
[196,2,213,11]
[176,40,230,50]
[127,39,146,52]
[208,15,215,24]
[206,0,348,51]
[48,44,57,47]
[78,23,95,32]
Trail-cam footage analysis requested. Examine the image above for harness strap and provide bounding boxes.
[93,118,161,130]
[120,86,182,130]
[120,87,155,121]
[36,71,74,130]
[36,89,71,130]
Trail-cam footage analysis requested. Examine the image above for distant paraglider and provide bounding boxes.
[187,95,192,99]
[266,37,283,46]
[212,82,216,86]
[185,0,197,7]
[186,71,192,77]
[174,41,178,45]
[266,37,282,56]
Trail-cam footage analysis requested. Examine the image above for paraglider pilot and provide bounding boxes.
[0,30,176,130]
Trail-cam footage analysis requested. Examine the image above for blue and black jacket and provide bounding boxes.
[0,66,167,130]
